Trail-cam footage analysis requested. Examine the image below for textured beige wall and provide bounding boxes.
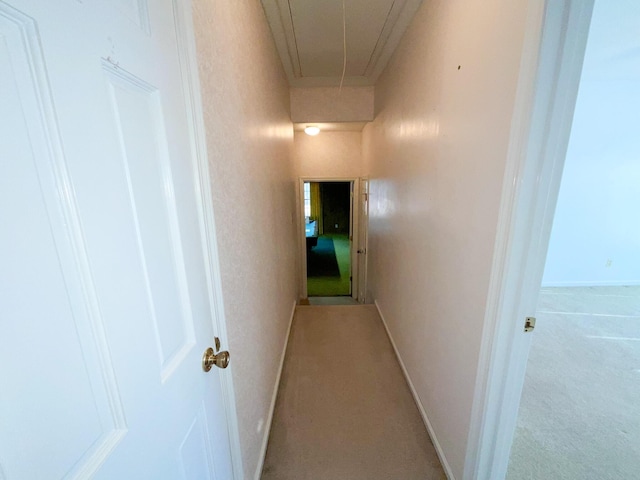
[192,2,297,477]
[362,0,531,477]
[290,87,374,123]
[293,131,363,178]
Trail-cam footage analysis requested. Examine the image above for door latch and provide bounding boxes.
[524,317,536,332]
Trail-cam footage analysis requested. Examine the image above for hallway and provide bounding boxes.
[260,305,445,479]
[1,0,595,478]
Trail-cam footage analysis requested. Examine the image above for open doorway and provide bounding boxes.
[299,178,364,305]
[507,0,640,477]
[464,2,602,478]
[303,181,353,299]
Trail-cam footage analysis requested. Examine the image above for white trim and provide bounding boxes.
[351,179,361,299]
[298,178,308,299]
[374,301,455,480]
[172,1,244,478]
[254,300,297,480]
[357,177,369,303]
[541,280,640,287]
[463,1,595,480]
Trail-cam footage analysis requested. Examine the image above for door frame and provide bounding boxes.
[173,1,244,478]
[357,177,369,303]
[298,177,361,300]
[463,1,595,479]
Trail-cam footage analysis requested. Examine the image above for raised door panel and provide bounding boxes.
[0,6,126,479]
[179,403,217,480]
[103,64,196,381]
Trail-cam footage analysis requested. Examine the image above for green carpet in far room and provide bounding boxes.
[307,234,351,296]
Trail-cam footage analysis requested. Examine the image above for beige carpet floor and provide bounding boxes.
[308,296,360,305]
[507,286,640,479]
[261,305,446,480]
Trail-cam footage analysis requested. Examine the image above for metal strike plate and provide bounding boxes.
[524,317,536,332]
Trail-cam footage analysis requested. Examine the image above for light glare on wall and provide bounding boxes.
[304,126,320,136]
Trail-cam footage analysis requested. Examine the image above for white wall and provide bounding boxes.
[192,2,297,477]
[294,130,363,178]
[543,0,640,286]
[290,87,374,123]
[362,0,532,477]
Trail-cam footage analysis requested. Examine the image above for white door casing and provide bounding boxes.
[463,1,595,479]
[349,182,354,296]
[0,1,239,479]
[357,178,369,303]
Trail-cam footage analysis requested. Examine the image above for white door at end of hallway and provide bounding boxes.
[357,178,369,303]
[0,1,234,479]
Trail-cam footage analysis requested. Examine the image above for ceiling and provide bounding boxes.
[261,0,423,87]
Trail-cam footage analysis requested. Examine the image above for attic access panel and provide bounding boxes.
[289,0,395,77]
[261,0,424,86]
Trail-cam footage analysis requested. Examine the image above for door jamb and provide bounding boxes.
[357,177,369,303]
[173,2,244,479]
[298,177,361,300]
[463,1,594,479]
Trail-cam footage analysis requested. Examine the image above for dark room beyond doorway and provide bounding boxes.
[305,181,352,297]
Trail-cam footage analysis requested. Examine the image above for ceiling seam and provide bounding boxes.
[363,0,397,76]
[287,0,303,77]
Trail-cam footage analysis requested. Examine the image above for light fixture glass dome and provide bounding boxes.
[304,126,320,136]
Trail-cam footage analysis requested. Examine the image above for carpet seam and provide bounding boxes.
[375,300,456,480]
[254,299,297,480]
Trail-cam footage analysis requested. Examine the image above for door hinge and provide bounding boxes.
[524,317,536,332]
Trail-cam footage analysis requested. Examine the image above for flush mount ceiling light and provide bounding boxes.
[304,126,320,136]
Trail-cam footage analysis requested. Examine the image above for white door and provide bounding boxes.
[357,178,369,303]
[349,181,354,296]
[0,1,235,479]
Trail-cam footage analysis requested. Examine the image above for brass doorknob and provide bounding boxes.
[202,347,230,372]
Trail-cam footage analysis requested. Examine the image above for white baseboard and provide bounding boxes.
[254,300,297,480]
[541,280,640,287]
[374,300,456,480]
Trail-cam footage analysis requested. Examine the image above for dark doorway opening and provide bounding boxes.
[304,181,352,296]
